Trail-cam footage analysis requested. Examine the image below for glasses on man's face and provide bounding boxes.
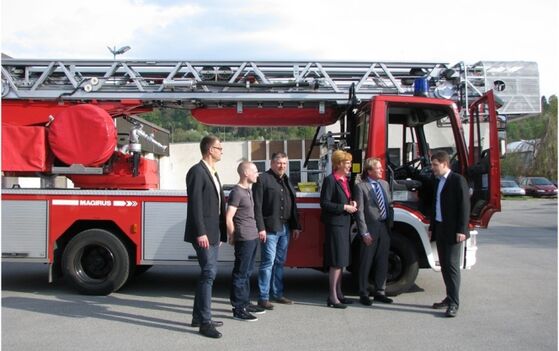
[212,146,223,151]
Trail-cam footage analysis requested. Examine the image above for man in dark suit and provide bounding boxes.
[253,152,301,310]
[354,158,394,306]
[184,135,226,338]
[428,150,470,318]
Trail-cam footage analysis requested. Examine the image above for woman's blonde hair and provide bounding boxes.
[332,150,352,169]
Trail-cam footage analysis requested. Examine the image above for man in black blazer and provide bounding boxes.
[184,135,226,338]
[253,152,301,309]
[428,150,470,318]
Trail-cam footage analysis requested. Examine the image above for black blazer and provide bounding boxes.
[184,161,226,245]
[429,171,471,242]
[320,174,352,226]
[253,169,301,233]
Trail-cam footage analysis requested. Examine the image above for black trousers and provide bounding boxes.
[230,238,258,309]
[192,243,219,324]
[434,222,462,307]
[358,223,390,297]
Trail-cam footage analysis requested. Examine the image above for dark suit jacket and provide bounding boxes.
[253,169,301,233]
[429,171,471,242]
[353,178,394,236]
[320,174,352,226]
[184,160,226,245]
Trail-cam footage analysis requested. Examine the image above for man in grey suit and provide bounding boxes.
[353,157,394,306]
[184,135,227,338]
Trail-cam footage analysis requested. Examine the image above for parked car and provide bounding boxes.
[501,180,526,196]
[518,177,558,197]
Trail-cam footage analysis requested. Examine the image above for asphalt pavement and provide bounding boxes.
[2,198,557,350]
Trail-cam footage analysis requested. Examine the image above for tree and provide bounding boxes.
[502,95,557,179]
[532,96,558,180]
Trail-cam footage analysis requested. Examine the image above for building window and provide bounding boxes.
[289,160,301,186]
[253,161,266,173]
[306,160,320,183]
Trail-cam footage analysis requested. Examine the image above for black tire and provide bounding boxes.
[384,231,419,296]
[62,229,130,295]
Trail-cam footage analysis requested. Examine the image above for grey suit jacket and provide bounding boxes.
[353,178,394,237]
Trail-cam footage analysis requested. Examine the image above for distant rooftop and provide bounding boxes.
[507,139,540,153]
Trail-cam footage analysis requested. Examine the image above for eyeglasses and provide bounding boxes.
[212,146,223,151]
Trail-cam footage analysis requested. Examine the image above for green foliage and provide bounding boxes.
[506,114,547,141]
[501,153,527,178]
[532,96,557,180]
[141,108,317,142]
[502,95,557,180]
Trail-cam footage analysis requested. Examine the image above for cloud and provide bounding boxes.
[1,0,556,95]
[2,0,202,58]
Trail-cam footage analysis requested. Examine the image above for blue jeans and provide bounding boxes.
[192,243,219,324]
[258,224,290,301]
[230,238,258,309]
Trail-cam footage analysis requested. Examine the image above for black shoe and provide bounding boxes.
[446,305,458,317]
[338,297,354,305]
[359,296,372,306]
[374,294,393,304]
[191,319,223,328]
[199,323,222,338]
[432,298,450,310]
[246,303,266,315]
[233,308,258,321]
[326,298,347,309]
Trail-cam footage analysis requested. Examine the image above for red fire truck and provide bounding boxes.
[1,60,540,295]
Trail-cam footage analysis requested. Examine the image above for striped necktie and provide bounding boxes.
[372,182,387,220]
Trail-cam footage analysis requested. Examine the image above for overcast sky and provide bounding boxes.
[1,0,557,96]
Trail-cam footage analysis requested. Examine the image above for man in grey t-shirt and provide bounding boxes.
[226,161,267,321]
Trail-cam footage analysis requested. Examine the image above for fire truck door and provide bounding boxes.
[467,90,501,227]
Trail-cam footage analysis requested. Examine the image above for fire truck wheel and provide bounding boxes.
[384,231,419,296]
[62,229,130,295]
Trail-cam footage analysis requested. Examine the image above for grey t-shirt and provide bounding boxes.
[228,185,259,241]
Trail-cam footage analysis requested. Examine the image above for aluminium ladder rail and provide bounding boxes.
[1,59,540,114]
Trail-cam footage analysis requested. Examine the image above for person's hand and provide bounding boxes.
[258,230,267,243]
[344,204,358,214]
[456,233,466,242]
[197,235,209,249]
[362,234,373,246]
[227,235,235,246]
[350,200,357,208]
[428,231,432,241]
[292,229,301,240]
